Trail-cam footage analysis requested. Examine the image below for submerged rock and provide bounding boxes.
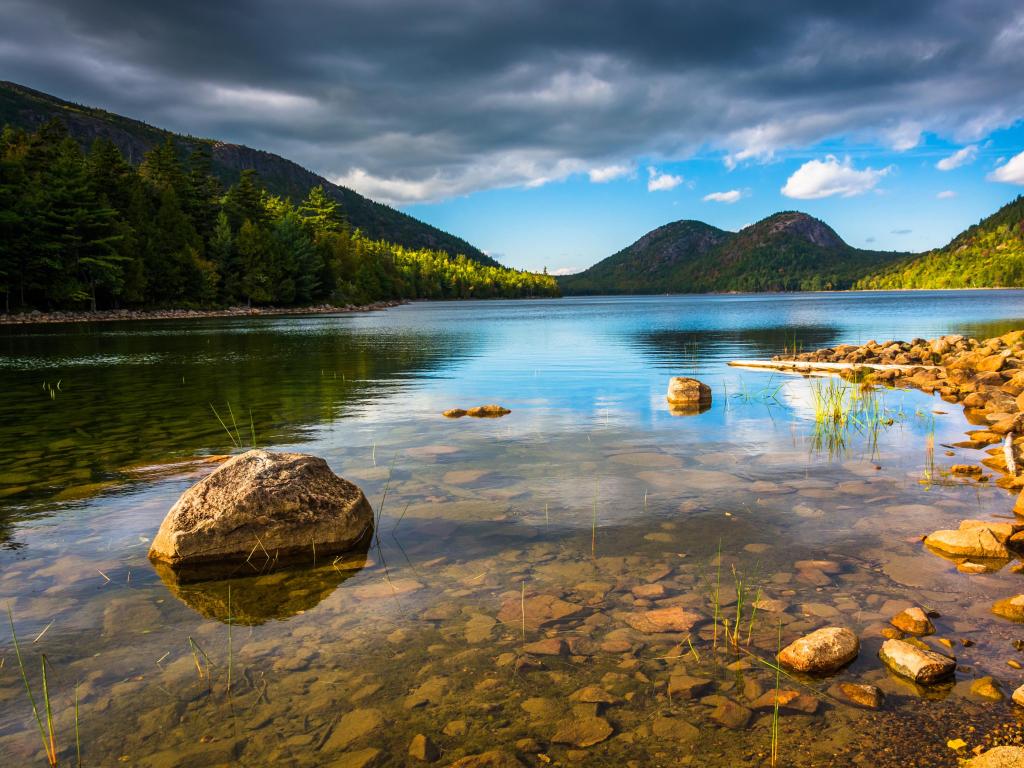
[832,682,884,709]
[408,734,440,762]
[778,627,859,673]
[448,751,526,768]
[666,377,712,407]
[970,676,1004,701]
[148,450,373,573]
[993,594,1024,621]
[443,408,468,418]
[878,638,955,684]
[1013,683,1024,707]
[550,716,613,747]
[623,606,703,633]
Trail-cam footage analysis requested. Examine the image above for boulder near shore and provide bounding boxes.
[148,450,373,572]
[666,377,712,406]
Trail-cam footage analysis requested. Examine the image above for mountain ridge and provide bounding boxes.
[559,211,909,294]
[0,80,496,266]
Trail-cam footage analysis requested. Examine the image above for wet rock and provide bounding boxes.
[963,747,1024,768]
[667,674,713,699]
[631,583,666,598]
[466,405,511,418]
[409,734,440,762]
[1013,683,1024,706]
[749,689,817,713]
[832,682,884,709]
[650,716,700,743]
[498,594,586,629]
[447,750,526,768]
[442,409,467,418]
[405,676,449,709]
[666,377,712,406]
[924,521,1013,560]
[550,716,613,747]
[878,638,955,684]
[443,720,468,737]
[514,738,543,754]
[521,638,567,656]
[149,450,373,572]
[970,676,1004,701]
[521,697,560,720]
[623,606,702,633]
[570,686,620,705]
[890,607,935,636]
[993,594,1024,621]
[951,464,984,476]
[752,597,788,613]
[710,700,752,729]
[322,708,385,752]
[778,627,859,673]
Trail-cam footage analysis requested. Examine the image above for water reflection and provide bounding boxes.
[154,550,371,624]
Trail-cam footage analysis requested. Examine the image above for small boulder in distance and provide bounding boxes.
[666,377,712,407]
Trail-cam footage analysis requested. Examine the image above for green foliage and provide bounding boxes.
[856,196,1024,289]
[0,121,558,311]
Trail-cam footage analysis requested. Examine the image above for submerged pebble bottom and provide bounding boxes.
[2,408,1024,768]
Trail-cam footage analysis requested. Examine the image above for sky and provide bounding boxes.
[2,0,1024,273]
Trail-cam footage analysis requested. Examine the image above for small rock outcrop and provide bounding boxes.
[666,377,712,407]
[443,405,511,418]
[148,450,373,573]
[778,627,859,673]
[924,520,1020,560]
[878,639,955,684]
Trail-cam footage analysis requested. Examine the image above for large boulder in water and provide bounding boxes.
[148,450,373,572]
[666,377,711,408]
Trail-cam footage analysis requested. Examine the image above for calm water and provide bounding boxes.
[2,291,1024,766]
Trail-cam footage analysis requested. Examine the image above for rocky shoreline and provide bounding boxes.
[0,300,405,325]
[776,330,1024,499]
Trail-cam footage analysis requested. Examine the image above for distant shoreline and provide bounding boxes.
[0,300,406,326]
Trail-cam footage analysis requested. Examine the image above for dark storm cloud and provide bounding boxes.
[2,0,1022,201]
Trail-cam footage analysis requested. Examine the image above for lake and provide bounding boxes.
[2,290,1024,767]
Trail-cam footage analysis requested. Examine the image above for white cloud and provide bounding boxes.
[936,189,956,199]
[885,120,922,151]
[780,155,891,199]
[936,145,978,171]
[703,189,743,204]
[588,164,631,183]
[548,266,581,276]
[647,166,683,192]
[988,150,1024,184]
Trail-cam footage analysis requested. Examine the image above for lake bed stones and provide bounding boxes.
[778,627,859,673]
[878,638,955,684]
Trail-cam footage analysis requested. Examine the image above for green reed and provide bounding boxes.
[8,608,58,766]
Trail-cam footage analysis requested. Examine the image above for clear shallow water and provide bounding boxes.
[3,291,1024,766]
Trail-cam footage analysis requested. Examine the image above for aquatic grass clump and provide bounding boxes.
[808,378,898,458]
[7,608,77,767]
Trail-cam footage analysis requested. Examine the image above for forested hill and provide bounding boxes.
[855,195,1024,289]
[0,120,558,312]
[559,212,907,294]
[0,80,495,266]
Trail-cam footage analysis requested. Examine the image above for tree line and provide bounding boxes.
[0,120,559,313]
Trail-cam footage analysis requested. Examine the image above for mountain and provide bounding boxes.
[558,211,907,294]
[855,196,1024,289]
[0,81,496,266]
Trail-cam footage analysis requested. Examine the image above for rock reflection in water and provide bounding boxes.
[153,550,370,624]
